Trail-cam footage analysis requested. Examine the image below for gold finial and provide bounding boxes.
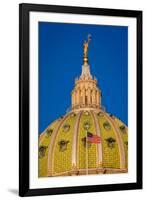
[83,34,92,64]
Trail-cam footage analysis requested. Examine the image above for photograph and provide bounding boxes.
[19,3,142,196]
[38,23,128,177]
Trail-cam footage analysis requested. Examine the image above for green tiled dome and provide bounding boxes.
[39,109,128,177]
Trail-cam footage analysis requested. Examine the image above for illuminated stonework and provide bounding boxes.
[71,63,101,110]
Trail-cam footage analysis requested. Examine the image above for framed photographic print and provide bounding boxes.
[19,3,142,196]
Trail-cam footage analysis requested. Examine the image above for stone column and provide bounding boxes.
[74,90,76,106]
[92,89,96,105]
[99,91,101,107]
[96,90,101,107]
[77,89,80,105]
[87,89,90,105]
[80,90,82,106]
[82,89,85,105]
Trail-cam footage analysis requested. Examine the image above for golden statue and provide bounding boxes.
[83,34,92,58]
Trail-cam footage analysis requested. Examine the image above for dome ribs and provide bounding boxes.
[39,111,128,177]
[104,113,126,169]
[89,111,98,168]
[77,111,97,171]
[85,111,97,171]
[97,112,120,169]
[90,110,103,168]
[39,120,56,144]
[114,118,128,169]
[71,111,83,173]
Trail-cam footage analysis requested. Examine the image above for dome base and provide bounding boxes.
[48,168,128,177]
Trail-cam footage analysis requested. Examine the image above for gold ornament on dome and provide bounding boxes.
[83,34,92,63]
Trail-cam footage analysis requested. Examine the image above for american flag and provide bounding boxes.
[87,132,101,144]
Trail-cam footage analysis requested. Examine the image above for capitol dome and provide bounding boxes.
[39,35,128,177]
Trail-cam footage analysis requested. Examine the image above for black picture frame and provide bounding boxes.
[19,3,143,197]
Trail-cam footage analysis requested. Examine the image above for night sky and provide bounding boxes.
[39,22,128,134]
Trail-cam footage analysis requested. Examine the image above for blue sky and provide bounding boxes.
[39,22,128,134]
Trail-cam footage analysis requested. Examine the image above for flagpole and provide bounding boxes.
[86,130,88,175]
[85,131,101,175]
